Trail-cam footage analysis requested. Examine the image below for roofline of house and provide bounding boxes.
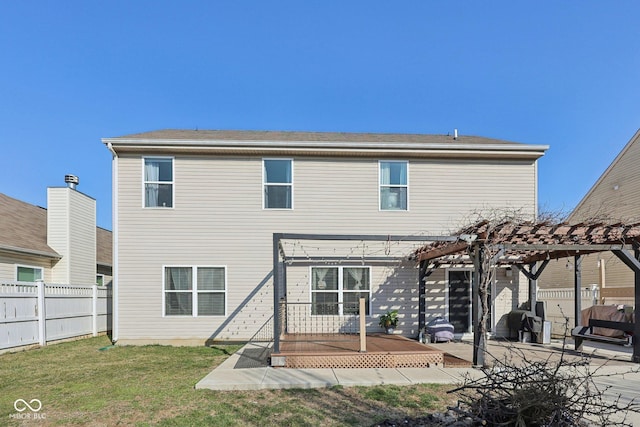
[0,244,62,260]
[102,138,548,160]
[102,137,549,152]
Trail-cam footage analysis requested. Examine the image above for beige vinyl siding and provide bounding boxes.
[68,190,97,284]
[47,189,69,284]
[115,154,536,342]
[47,188,97,285]
[0,252,55,283]
[493,269,524,337]
[571,131,640,223]
[539,252,633,290]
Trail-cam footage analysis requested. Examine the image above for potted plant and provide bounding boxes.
[378,310,399,334]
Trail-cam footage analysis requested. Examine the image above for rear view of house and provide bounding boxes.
[104,130,548,345]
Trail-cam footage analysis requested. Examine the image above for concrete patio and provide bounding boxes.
[196,337,640,423]
[197,337,638,390]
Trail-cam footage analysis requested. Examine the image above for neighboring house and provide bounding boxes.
[0,179,112,286]
[103,129,548,345]
[539,129,640,293]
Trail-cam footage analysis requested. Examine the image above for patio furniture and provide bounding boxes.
[424,316,455,343]
[572,318,634,351]
[507,301,547,343]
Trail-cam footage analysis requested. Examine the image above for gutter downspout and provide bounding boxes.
[106,142,119,344]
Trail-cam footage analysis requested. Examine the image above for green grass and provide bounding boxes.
[0,336,456,426]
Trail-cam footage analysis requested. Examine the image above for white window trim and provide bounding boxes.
[96,274,105,286]
[15,264,44,282]
[378,160,409,211]
[162,265,227,317]
[309,266,372,316]
[142,156,175,209]
[262,158,294,210]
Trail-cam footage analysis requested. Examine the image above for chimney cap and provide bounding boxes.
[64,174,79,188]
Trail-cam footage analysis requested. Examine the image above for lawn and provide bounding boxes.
[0,336,457,426]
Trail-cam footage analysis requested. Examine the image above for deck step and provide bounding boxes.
[443,353,473,368]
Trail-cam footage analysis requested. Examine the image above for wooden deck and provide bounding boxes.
[271,333,471,368]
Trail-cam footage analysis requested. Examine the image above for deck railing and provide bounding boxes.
[278,299,367,351]
[281,302,359,336]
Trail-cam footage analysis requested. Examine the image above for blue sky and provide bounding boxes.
[1,2,639,230]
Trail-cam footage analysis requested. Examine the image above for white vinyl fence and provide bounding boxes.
[536,287,597,337]
[0,281,111,351]
[537,286,637,337]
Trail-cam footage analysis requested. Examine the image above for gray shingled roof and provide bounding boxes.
[0,193,112,265]
[0,193,58,257]
[107,129,523,146]
[96,226,112,267]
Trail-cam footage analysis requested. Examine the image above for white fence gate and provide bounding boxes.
[0,281,111,351]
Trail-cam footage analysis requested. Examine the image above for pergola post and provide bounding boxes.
[273,233,282,354]
[472,244,485,367]
[529,262,537,312]
[418,260,428,332]
[574,255,582,328]
[635,249,640,364]
[612,248,640,363]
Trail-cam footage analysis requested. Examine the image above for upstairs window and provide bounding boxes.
[144,157,173,208]
[379,161,408,210]
[16,265,43,282]
[263,159,293,209]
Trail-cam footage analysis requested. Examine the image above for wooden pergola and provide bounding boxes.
[414,221,640,365]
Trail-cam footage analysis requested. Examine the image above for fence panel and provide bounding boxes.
[0,281,111,351]
[45,284,95,342]
[0,283,40,349]
[96,286,111,332]
[537,287,596,336]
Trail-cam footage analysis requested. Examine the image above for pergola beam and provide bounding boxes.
[282,256,408,263]
[500,243,631,252]
[417,242,469,261]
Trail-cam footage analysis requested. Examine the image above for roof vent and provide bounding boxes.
[453,129,458,140]
[65,174,79,190]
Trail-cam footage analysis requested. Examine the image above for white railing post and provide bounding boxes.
[92,284,98,337]
[36,280,46,346]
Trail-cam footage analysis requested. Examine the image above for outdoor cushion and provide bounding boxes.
[426,317,455,342]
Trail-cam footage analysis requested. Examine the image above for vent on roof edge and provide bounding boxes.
[65,174,79,189]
